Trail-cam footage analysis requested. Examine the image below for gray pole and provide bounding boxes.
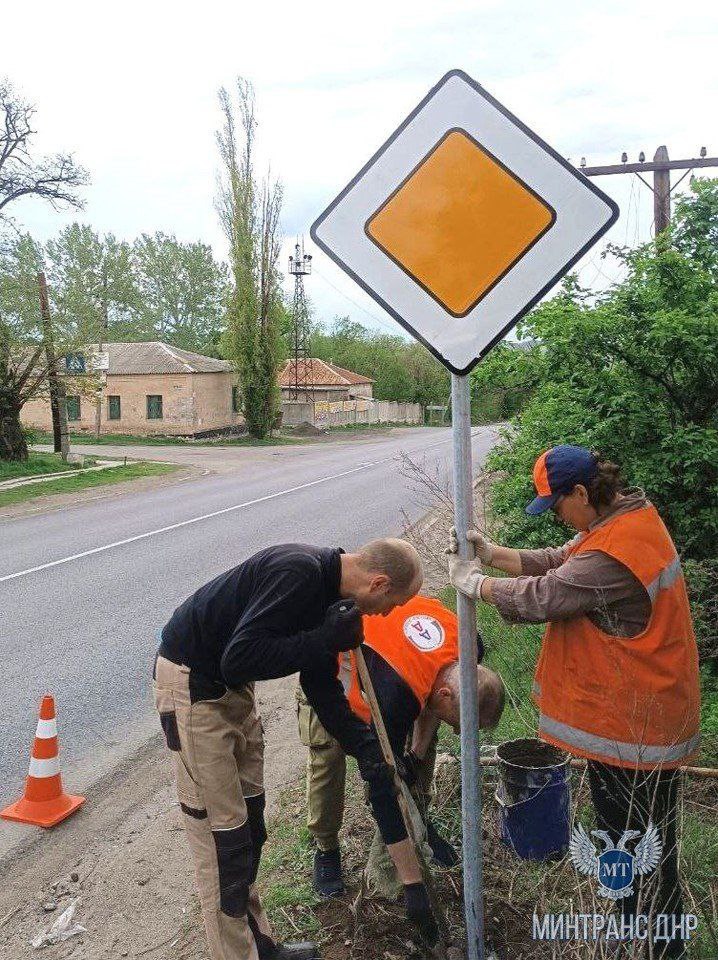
[451,373,484,960]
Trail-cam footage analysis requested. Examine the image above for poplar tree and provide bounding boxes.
[216,78,283,439]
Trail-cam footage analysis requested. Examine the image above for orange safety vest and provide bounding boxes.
[338,597,459,724]
[533,504,701,769]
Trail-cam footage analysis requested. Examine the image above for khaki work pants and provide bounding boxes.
[295,689,437,857]
[154,656,272,960]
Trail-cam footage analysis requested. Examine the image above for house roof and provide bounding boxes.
[278,358,374,388]
[90,342,232,375]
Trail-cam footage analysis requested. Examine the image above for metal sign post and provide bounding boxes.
[310,69,619,960]
[452,373,484,960]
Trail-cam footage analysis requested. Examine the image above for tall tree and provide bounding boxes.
[46,224,139,343]
[0,233,47,459]
[0,82,87,221]
[132,232,230,354]
[46,224,139,435]
[216,79,283,439]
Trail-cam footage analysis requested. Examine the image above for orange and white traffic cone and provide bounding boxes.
[1,694,85,828]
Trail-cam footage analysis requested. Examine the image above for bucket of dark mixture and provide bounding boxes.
[495,738,571,861]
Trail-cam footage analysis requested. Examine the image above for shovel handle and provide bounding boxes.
[354,645,450,948]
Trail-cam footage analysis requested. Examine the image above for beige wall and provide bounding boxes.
[348,383,373,399]
[21,371,242,436]
[191,372,242,432]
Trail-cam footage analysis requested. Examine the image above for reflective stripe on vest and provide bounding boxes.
[646,555,683,602]
[539,714,701,766]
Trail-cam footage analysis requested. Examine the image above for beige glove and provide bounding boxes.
[448,526,495,563]
[446,527,486,599]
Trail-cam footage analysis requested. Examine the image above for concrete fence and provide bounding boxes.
[281,398,423,428]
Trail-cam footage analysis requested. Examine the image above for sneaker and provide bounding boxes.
[312,848,344,898]
[426,819,459,868]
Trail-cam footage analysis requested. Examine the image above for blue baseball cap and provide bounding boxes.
[526,445,599,515]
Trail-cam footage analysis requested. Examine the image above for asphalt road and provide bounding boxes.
[0,426,497,816]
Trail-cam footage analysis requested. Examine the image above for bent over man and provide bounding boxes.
[153,539,437,960]
[298,594,505,897]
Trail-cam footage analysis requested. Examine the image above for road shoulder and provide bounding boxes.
[0,465,199,522]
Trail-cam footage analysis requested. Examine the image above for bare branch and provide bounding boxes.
[0,82,88,219]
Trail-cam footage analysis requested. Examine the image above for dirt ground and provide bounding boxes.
[0,674,304,960]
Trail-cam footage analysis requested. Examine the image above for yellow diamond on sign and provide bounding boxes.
[366,128,556,317]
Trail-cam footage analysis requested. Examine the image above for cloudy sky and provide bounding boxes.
[4,0,718,337]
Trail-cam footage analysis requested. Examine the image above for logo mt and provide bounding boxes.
[570,823,662,900]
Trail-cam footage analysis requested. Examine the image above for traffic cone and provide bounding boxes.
[1,694,85,828]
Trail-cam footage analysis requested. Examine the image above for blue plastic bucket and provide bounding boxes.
[495,737,571,861]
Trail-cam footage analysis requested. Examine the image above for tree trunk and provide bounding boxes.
[0,399,28,461]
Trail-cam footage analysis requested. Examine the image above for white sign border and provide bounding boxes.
[311,69,619,375]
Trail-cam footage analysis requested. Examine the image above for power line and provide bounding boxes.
[312,263,407,337]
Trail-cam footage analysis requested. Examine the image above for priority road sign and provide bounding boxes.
[311,69,618,374]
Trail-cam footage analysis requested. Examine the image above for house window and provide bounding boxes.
[108,395,121,420]
[66,396,81,421]
[146,395,163,420]
[232,385,241,413]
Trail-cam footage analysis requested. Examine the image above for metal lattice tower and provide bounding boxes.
[288,239,314,402]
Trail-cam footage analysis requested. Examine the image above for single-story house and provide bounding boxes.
[21,342,242,437]
[278,358,374,402]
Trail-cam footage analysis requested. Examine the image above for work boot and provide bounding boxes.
[263,943,321,960]
[312,847,344,897]
[426,818,459,868]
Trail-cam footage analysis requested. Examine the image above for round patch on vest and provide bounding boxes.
[403,615,445,652]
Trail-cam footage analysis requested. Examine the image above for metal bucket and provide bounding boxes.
[495,737,571,861]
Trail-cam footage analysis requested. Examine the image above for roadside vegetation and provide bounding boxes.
[31,429,308,448]
[0,450,96,481]
[0,460,178,507]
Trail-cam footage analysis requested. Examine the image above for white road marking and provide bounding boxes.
[0,457,394,584]
[2,428,490,585]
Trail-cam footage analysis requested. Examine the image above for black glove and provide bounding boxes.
[318,600,364,654]
[401,749,421,788]
[404,882,439,947]
[356,754,398,798]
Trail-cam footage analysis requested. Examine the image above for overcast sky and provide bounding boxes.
[4,0,718,338]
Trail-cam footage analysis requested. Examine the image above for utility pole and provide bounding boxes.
[580,146,718,231]
[95,262,108,438]
[38,271,69,461]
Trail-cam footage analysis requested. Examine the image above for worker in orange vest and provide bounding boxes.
[448,445,701,960]
[298,595,505,898]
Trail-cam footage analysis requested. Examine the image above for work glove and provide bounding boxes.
[319,600,364,654]
[404,882,439,947]
[400,749,422,788]
[448,525,495,563]
[445,528,485,600]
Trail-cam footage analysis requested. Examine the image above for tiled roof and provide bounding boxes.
[278,358,374,387]
[325,362,374,385]
[90,342,232,375]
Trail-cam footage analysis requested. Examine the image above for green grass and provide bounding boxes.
[257,789,321,938]
[0,461,178,506]
[32,430,305,447]
[0,451,96,481]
